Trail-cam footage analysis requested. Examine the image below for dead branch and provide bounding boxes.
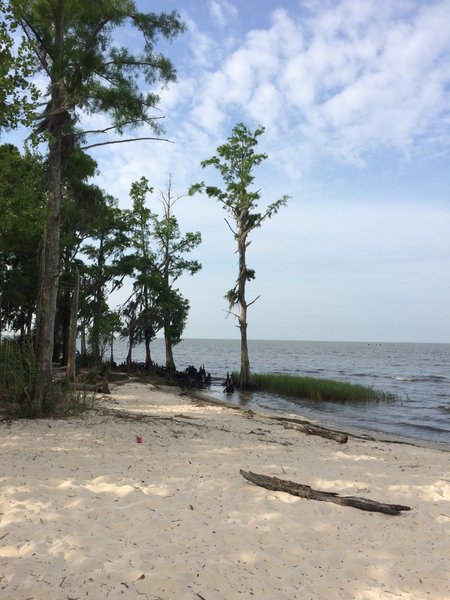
[80,137,173,150]
[246,295,261,309]
[240,470,411,516]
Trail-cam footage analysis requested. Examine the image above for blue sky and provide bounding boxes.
[10,0,450,342]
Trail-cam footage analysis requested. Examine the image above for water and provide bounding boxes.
[112,338,450,446]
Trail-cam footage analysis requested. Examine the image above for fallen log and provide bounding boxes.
[283,421,348,443]
[239,470,411,516]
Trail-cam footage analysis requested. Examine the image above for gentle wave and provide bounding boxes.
[391,375,449,383]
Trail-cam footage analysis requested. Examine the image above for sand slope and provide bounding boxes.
[1,381,449,599]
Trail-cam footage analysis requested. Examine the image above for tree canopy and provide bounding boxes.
[7,0,186,411]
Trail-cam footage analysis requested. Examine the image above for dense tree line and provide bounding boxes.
[0,142,201,372]
[0,1,287,412]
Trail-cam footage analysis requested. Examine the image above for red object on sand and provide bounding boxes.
[136,435,142,443]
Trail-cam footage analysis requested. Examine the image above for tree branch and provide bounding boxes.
[246,295,260,309]
[75,117,165,137]
[224,217,237,237]
[223,308,239,320]
[80,136,174,150]
[21,18,52,77]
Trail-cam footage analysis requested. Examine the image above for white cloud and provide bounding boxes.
[176,0,450,167]
[247,82,283,127]
[208,0,238,28]
[183,15,217,69]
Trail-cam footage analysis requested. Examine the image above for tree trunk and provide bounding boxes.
[66,269,79,381]
[240,318,252,389]
[144,330,152,369]
[33,0,66,412]
[91,237,105,368]
[91,304,101,367]
[60,288,71,365]
[34,107,63,412]
[80,320,87,356]
[110,334,114,366]
[126,319,134,371]
[164,330,176,371]
[238,223,252,389]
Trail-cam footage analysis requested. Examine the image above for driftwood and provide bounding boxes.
[282,420,348,443]
[240,470,411,516]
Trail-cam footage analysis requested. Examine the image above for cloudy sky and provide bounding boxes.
[88,0,450,344]
[23,0,450,342]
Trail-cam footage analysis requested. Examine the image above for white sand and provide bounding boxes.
[0,381,449,600]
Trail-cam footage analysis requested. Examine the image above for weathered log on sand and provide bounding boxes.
[282,421,348,443]
[240,470,411,516]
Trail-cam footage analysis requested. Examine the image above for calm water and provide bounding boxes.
[113,339,450,446]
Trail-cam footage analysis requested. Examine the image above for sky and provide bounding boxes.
[9,0,450,343]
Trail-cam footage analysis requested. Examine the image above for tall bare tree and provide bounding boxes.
[191,123,289,390]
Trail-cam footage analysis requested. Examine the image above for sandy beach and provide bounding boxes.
[1,381,449,600]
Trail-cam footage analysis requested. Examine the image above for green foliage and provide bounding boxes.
[251,373,397,404]
[79,194,131,365]
[192,123,289,227]
[0,143,46,234]
[126,175,202,368]
[0,144,46,336]
[11,0,185,135]
[190,122,289,312]
[158,286,189,348]
[0,0,38,131]
[126,177,161,361]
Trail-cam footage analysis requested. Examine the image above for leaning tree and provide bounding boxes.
[190,123,289,390]
[10,0,185,411]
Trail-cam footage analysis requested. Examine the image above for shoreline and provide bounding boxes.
[195,387,450,452]
[115,337,450,446]
[1,381,449,599]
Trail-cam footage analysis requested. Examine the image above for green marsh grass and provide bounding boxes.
[0,339,94,418]
[0,338,39,416]
[251,373,397,403]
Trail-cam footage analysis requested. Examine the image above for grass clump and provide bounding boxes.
[52,384,96,417]
[251,373,396,403]
[0,338,40,417]
[0,339,95,419]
